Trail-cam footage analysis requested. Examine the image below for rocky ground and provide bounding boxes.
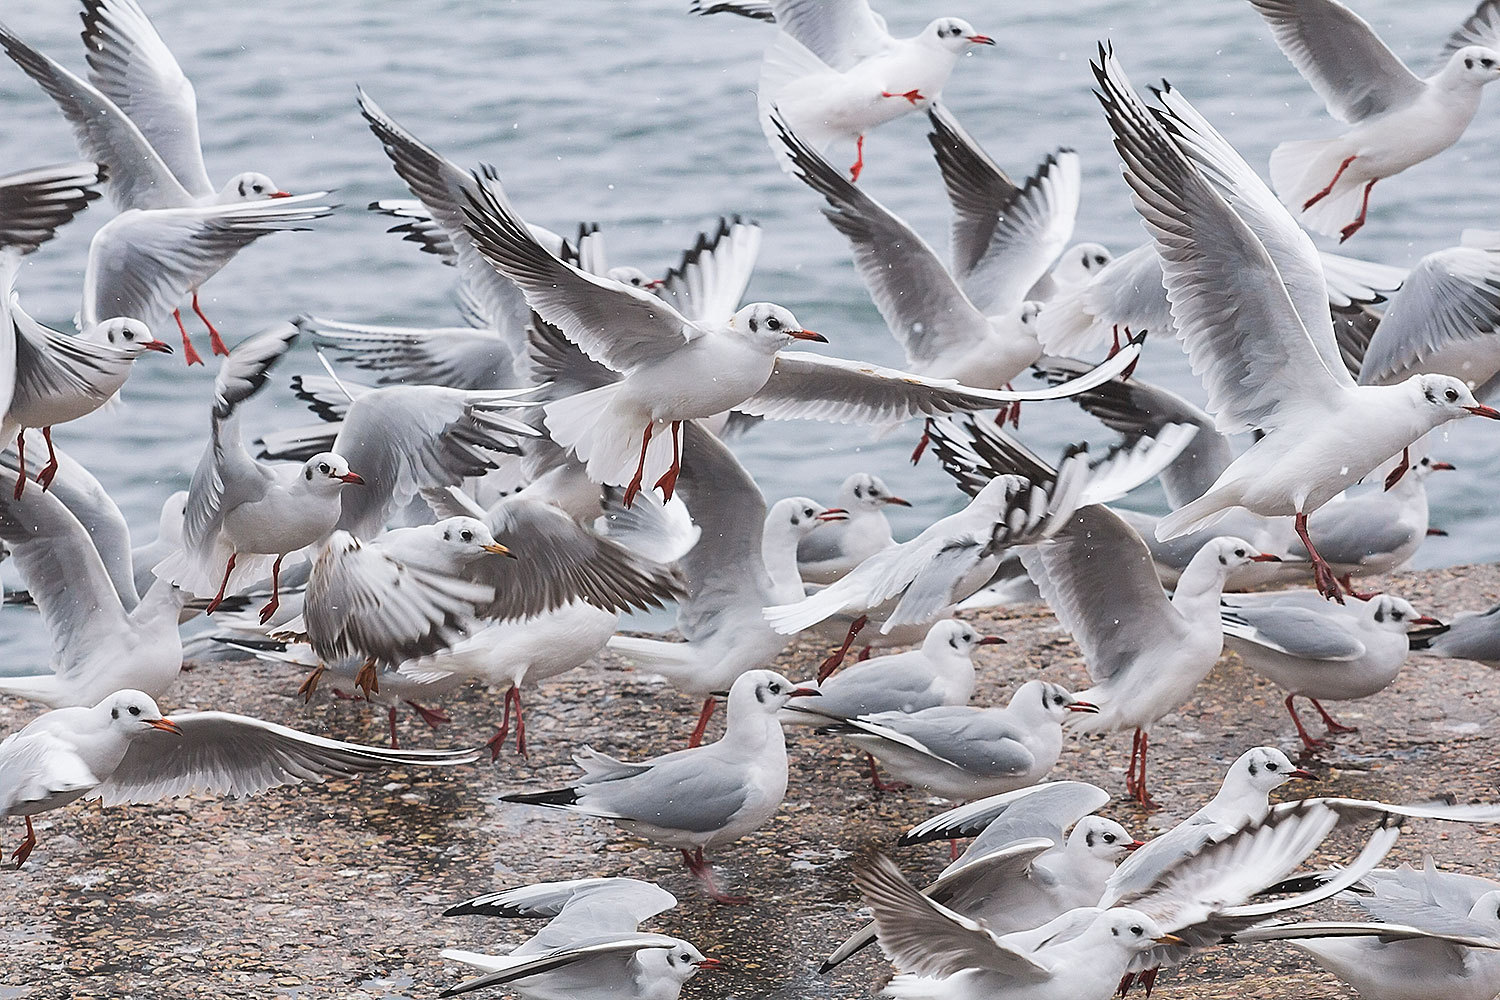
[1,563,1498,999]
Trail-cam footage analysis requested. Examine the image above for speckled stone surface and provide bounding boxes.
[1,563,1497,999]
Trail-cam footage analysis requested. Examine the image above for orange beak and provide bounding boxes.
[1066,701,1100,713]
[883,495,912,507]
[1125,839,1147,852]
[697,958,723,971]
[1411,616,1443,626]
[270,190,293,198]
[790,329,828,342]
[788,687,822,698]
[1289,768,1316,780]
[816,508,849,522]
[150,717,183,735]
[976,636,1007,646]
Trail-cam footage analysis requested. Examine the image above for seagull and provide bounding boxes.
[822,781,1140,973]
[1283,859,1500,1000]
[607,422,846,746]
[0,14,333,364]
[774,110,1079,410]
[1409,602,1500,666]
[1223,592,1439,748]
[458,152,1142,507]
[1093,46,1500,601]
[752,1,994,181]
[153,324,363,622]
[797,472,908,585]
[1245,0,1500,240]
[500,669,819,904]
[810,679,1098,800]
[0,444,189,708]
[438,877,718,999]
[0,160,104,259]
[0,688,479,867]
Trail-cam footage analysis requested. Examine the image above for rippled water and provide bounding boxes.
[2,0,1497,669]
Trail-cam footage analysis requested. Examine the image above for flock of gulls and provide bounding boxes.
[7,0,1500,997]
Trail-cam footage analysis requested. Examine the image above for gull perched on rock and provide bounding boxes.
[500,669,818,904]
[0,688,479,867]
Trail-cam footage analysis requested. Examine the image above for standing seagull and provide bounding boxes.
[1245,0,1500,240]
[501,669,820,904]
[0,10,331,364]
[1093,47,1500,601]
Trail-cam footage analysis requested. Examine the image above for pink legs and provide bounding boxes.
[688,697,716,748]
[11,816,36,868]
[257,554,285,624]
[817,615,868,683]
[485,687,529,761]
[849,135,865,182]
[173,309,204,367]
[623,421,682,507]
[681,847,748,905]
[1339,180,1377,243]
[1295,511,1344,604]
[1124,729,1159,809]
[205,553,238,615]
[1303,154,1356,210]
[192,291,229,357]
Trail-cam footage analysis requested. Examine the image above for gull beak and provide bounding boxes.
[483,542,516,558]
[1126,839,1147,852]
[1066,701,1100,714]
[697,958,723,971]
[1430,461,1457,471]
[149,717,183,735]
[966,34,996,45]
[143,339,174,353]
[269,190,294,198]
[1250,553,1282,562]
[1411,615,1444,626]
[339,472,365,485]
[816,508,849,522]
[883,496,913,507]
[1465,404,1500,419]
[1154,933,1185,945]
[976,636,1007,646]
[790,328,828,343]
[1289,768,1316,780]
[788,687,822,698]
[644,278,665,290]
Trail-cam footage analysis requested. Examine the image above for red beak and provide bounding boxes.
[340,472,365,484]
[644,278,665,290]
[790,329,828,342]
[1250,553,1282,562]
[976,636,1007,646]
[883,496,913,507]
[143,339,174,353]
[788,687,822,698]
[269,190,293,199]
[1289,768,1316,780]
[1411,616,1444,626]
[1465,405,1500,419]
[966,34,996,45]
[1125,839,1147,852]
[816,508,848,521]
[1430,461,1457,471]
[1066,701,1100,713]
[149,717,183,735]
[697,958,723,972]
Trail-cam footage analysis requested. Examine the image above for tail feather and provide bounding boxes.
[438,949,514,975]
[1154,489,1237,542]
[544,385,675,490]
[0,674,65,707]
[757,34,842,175]
[605,634,699,682]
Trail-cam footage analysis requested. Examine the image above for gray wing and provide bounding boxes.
[926,105,1020,285]
[0,730,98,813]
[0,23,190,211]
[471,495,683,619]
[902,781,1112,846]
[1221,605,1366,660]
[91,710,479,806]
[299,315,519,390]
[766,0,889,68]
[1020,505,1181,682]
[1414,604,1500,661]
[1245,0,1426,123]
[839,708,1038,779]
[369,198,456,262]
[443,877,676,931]
[577,750,751,833]
[82,194,333,329]
[440,936,687,999]
[22,440,139,610]
[655,216,762,324]
[853,853,1050,980]
[0,448,132,675]
[690,0,776,21]
[0,161,105,257]
[1035,242,1173,356]
[331,385,538,539]
[1445,1,1500,55]
[773,111,994,368]
[79,0,215,198]
[1357,246,1500,386]
[1299,492,1420,566]
[7,302,139,419]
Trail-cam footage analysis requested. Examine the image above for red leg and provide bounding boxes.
[653,421,682,500]
[688,696,716,748]
[12,431,24,500]
[1124,728,1142,798]
[12,816,37,868]
[1302,154,1356,210]
[174,308,204,366]
[1311,698,1358,734]
[622,423,654,508]
[205,552,237,615]
[682,847,748,905]
[1286,694,1327,751]
[257,554,285,624]
[1338,573,1379,601]
[817,615,868,683]
[881,88,925,105]
[1118,972,1136,997]
[1005,384,1020,428]
[485,687,515,762]
[849,134,865,182]
[1139,968,1158,997]
[1295,511,1345,603]
[856,646,872,662]
[192,292,229,356]
[1133,731,1160,810]
[387,705,400,749]
[36,427,59,491]
[950,839,961,862]
[404,700,451,729]
[1339,180,1377,243]
[513,687,528,759]
[1383,446,1409,492]
[866,753,908,793]
[909,419,933,464]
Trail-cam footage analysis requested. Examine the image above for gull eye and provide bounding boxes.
[129,705,141,716]
[1266,761,1279,771]
[460,529,473,542]
[768,682,781,694]
[766,316,781,331]
[1131,925,1143,936]
[1104,833,1116,843]
[317,463,330,474]
[1446,388,1459,402]
[804,508,814,518]
[1392,610,1403,620]
[123,329,135,341]
[1234,548,1245,558]
[1094,254,1107,265]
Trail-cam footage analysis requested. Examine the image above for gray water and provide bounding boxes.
[2,0,1497,671]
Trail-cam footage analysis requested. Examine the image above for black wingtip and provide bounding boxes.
[500,786,580,807]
